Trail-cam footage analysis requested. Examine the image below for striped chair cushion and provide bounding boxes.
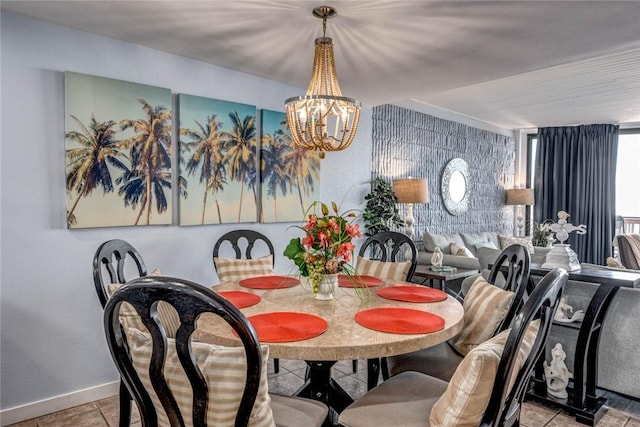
[215,255,274,282]
[107,281,180,339]
[430,321,540,426]
[127,327,275,427]
[355,256,411,281]
[449,276,515,355]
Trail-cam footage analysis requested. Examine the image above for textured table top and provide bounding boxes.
[195,278,464,361]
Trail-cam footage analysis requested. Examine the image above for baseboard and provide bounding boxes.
[0,381,119,426]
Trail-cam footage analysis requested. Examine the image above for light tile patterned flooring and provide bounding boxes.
[8,359,640,426]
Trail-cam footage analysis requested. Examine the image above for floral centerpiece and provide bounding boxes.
[284,201,361,298]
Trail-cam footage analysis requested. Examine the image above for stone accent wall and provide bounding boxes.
[372,104,515,242]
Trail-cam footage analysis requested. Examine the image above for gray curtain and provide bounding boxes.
[534,124,619,264]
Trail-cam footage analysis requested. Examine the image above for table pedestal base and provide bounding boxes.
[295,361,354,415]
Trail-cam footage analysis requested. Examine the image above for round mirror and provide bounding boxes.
[441,158,470,215]
[449,171,466,203]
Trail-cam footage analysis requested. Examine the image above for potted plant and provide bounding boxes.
[532,220,554,248]
[362,177,404,237]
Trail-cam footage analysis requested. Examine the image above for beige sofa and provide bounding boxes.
[419,230,551,271]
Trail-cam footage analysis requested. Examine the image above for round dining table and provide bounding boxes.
[195,276,464,414]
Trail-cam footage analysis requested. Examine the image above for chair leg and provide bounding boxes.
[352,359,358,373]
[118,379,132,427]
[274,358,280,373]
[381,357,390,380]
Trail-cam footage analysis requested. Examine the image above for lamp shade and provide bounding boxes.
[506,188,535,206]
[393,179,429,203]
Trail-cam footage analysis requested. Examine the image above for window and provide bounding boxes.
[616,130,640,217]
[526,129,640,229]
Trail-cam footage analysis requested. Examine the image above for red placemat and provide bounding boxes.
[246,312,328,343]
[355,307,445,334]
[377,286,447,303]
[238,275,299,289]
[218,291,261,309]
[338,274,383,288]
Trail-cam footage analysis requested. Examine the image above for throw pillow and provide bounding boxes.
[423,232,466,255]
[461,232,499,257]
[215,255,274,282]
[606,257,625,269]
[127,328,275,427]
[448,276,515,356]
[356,256,411,281]
[450,243,474,258]
[498,235,534,254]
[430,321,540,427]
[474,241,499,251]
[107,282,181,338]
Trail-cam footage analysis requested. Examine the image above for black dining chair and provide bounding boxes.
[358,231,418,281]
[104,276,328,427]
[385,244,531,383]
[356,231,418,385]
[212,229,275,270]
[93,239,147,427]
[338,268,567,427]
[212,229,281,373]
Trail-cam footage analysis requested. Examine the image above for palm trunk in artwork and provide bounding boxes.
[213,195,222,224]
[134,202,145,226]
[296,176,305,214]
[201,190,209,225]
[145,174,153,225]
[273,195,278,223]
[237,177,245,223]
[67,192,83,226]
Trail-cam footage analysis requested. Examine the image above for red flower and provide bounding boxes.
[302,233,315,248]
[303,214,318,230]
[346,222,361,238]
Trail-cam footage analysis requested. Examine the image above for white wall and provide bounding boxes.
[0,12,372,419]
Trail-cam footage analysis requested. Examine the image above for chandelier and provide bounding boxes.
[285,6,361,159]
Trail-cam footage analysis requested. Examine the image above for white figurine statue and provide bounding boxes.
[548,211,587,244]
[542,211,587,272]
[544,343,572,399]
[431,247,443,268]
[553,295,585,323]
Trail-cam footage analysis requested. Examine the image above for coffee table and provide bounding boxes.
[412,265,479,295]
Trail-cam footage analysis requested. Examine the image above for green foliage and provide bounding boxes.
[283,238,308,276]
[532,220,553,247]
[362,177,404,237]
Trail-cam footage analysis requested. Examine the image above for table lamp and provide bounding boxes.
[506,188,535,237]
[393,178,429,241]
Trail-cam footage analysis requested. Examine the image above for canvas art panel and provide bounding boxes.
[65,72,172,229]
[260,109,320,223]
[178,94,258,225]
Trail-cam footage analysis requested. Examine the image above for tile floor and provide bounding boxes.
[8,358,640,426]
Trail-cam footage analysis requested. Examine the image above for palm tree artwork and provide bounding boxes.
[260,110,320,223]
[178,94,257,225]
[117,100,172,226]
[180,114,227,224]
[64,72,172,228]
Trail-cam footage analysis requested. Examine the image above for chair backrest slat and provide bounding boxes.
[487,244,531,333]
[481,268,567,427]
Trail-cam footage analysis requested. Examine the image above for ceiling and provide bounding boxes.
[3,0,640,130]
